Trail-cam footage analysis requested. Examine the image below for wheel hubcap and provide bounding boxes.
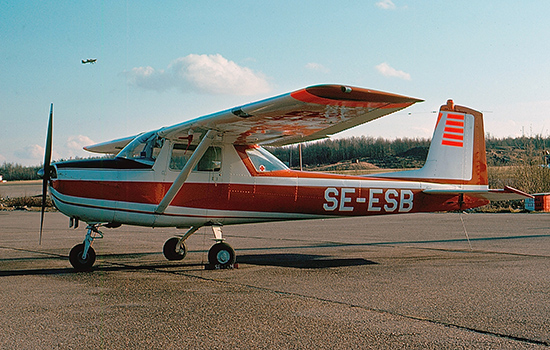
[217,250,230,264]
[78,252,88,264]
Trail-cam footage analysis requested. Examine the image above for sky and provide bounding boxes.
[1,0,550,166]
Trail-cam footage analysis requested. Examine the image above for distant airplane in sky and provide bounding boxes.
[81,58,97,64]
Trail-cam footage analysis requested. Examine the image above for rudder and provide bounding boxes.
[376,100,488,187]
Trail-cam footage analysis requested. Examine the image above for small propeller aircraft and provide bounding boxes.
[39,84,531,270]
[81,58,97,64]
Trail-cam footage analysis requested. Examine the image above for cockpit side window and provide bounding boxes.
[169,143,196,170]
[116,131,163,165]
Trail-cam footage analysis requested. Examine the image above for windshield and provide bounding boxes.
[116,131,164,164]
[246,147,288,172]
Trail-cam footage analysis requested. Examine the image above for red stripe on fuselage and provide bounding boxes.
[52,179,488,217]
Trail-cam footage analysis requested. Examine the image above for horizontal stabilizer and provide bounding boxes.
[423,186,533,201]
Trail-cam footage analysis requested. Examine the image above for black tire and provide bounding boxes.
[208,242,236,268]
[69,243,96,271]
[163,237,187,261]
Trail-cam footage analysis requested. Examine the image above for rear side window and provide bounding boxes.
[197,147,222,172]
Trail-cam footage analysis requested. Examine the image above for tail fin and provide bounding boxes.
[378,100,488,186]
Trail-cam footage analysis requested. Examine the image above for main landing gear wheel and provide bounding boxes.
[163,237,187,261]
[69,243,96,271]
[208,242,236,269]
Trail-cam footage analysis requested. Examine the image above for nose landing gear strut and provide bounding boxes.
[69,224,104,271]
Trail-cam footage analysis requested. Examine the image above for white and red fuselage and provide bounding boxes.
[49,143,488,229]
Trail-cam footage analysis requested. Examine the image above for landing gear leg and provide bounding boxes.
[69,224,103,271]
[207,225,236,269]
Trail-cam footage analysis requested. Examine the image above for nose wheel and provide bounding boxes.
[69,224,103,271]
[69,243,96,271]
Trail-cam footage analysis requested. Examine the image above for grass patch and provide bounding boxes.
[0,195,54,211]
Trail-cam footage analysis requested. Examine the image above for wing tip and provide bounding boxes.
[300,84,423,104]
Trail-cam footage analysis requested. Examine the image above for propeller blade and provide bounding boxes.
[39,103,53,245]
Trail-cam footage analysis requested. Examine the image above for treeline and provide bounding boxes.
[485,134,550,150]
[268,136,431,169]
[0,163,41,181]
[1,135,549,181]
[0,155,107,181]
[268,135,550,169]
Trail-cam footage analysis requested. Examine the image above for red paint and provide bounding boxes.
[447,113,465,120]
[446,120,464,127]
[290,89,418,109]
[444,126,463,134]
[441,140,463,147]
[442,133,464,141]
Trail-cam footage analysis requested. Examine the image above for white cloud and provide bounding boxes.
[123,66,173,92]
[375,62,411,80]
[12,136,96,165]
[14,144,44,161]
[123,54,271,96]
[305,62,330,73]
[376,0,396,10]
[66,135,95,152]
[14,143,68,164]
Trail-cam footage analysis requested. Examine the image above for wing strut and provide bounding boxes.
[154,130,215,215]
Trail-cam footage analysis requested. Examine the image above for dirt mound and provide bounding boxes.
[397,146,429,160]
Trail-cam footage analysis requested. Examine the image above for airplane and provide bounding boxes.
[38,84,532,271]
[82,58,97,64]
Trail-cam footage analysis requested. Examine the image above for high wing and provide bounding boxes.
[85,85,422,153]
[159,85,422,146]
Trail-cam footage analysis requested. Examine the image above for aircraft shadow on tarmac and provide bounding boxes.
[0,252,376,276]
[0,261,205,277]
[237,253,377,268]
[0,251,201,277]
